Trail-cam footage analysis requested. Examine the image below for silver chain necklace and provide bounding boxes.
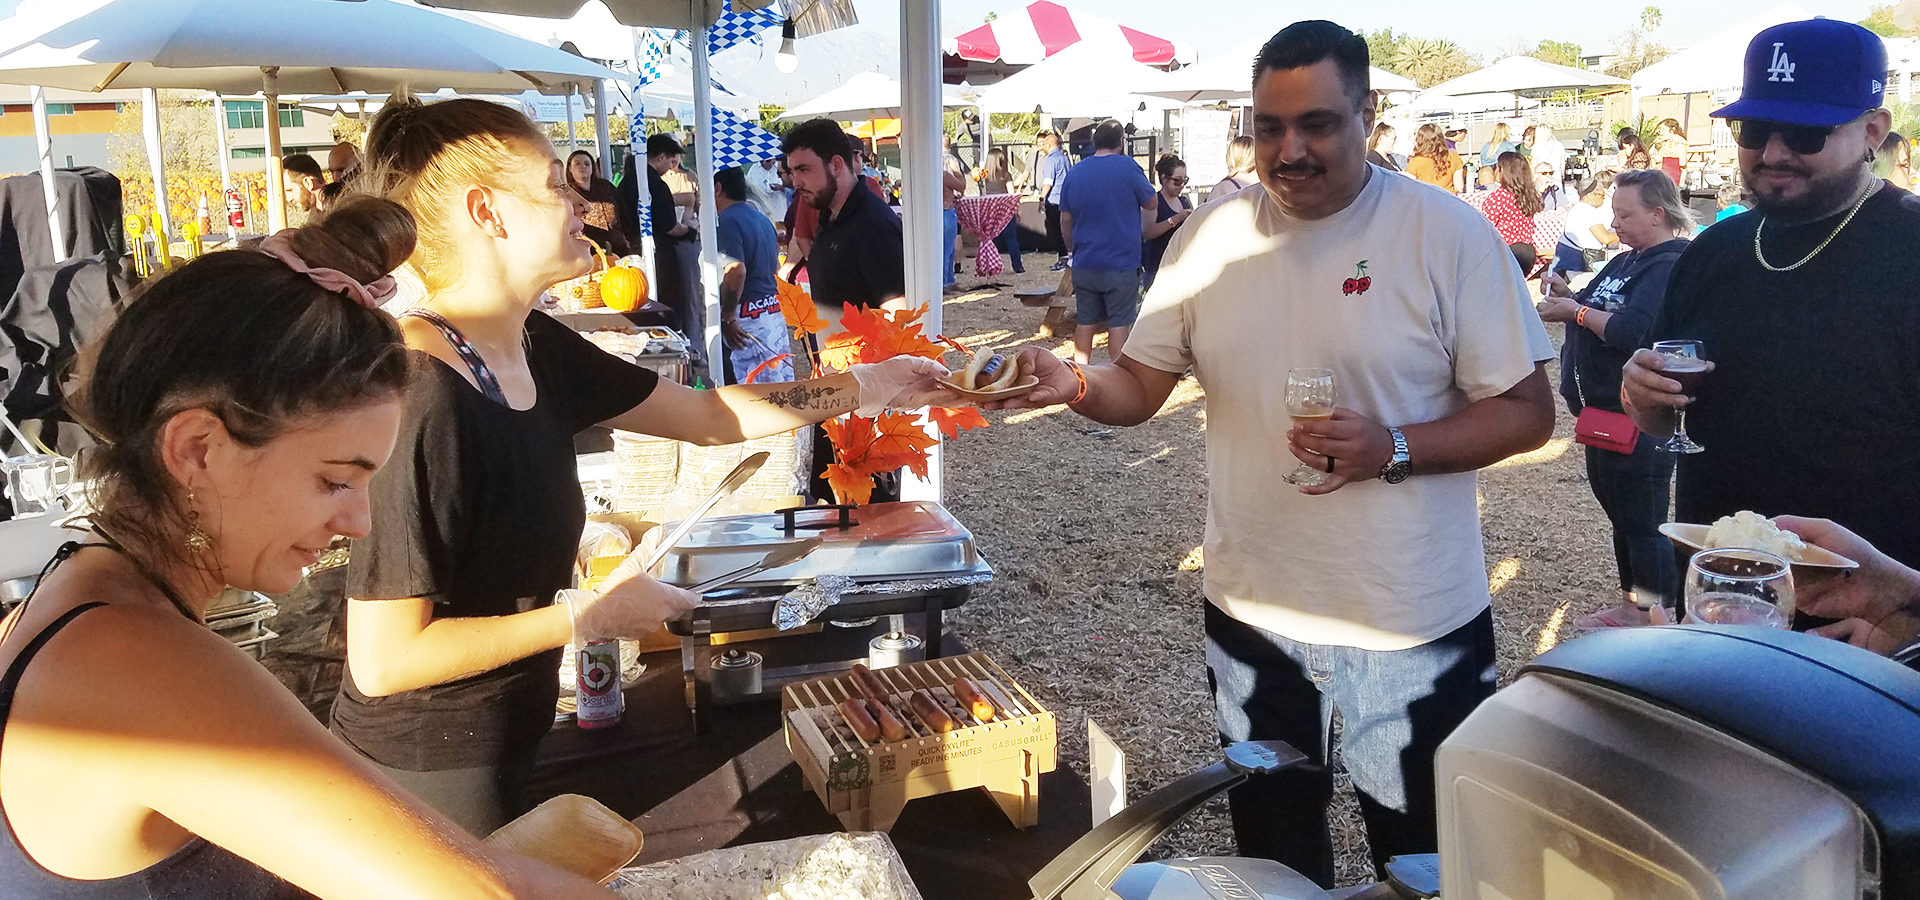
[1753,179,1879,272]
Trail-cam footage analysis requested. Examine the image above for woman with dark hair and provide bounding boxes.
[1652,118,1687,183]
[1610,131,1652,172]
[1141,153,1193,289]
[342,95,958,835]
[1478,151,1544,258]
[1537,169,1694,629]
[0,196,618,898]
[563,149,628,256]
[1366,122,1401,171]
[1405,122,1464,192]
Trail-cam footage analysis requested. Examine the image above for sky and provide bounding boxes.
[851,0,1882,65]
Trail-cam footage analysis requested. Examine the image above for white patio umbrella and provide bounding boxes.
[975,39,1179,116]
[776,71,969,121]
[1421,56,1625,99]
[419,0,776,29]
[0,0,627,245]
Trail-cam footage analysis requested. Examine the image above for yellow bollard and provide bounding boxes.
[150,212,169,271]
[182,220,203,260]
[123,215,149,279]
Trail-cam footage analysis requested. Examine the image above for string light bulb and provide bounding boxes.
[774,19,799,73]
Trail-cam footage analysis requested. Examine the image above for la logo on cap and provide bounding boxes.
[1767,42,1797,83]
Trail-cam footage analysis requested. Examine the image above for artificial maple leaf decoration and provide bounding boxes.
[927,405,989,438]
[823,461,876,506]
[820,304,944,371]
[776,278,827,336]
[870,411,939,458]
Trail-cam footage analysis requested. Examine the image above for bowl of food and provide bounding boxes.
[1660,511,1857,582]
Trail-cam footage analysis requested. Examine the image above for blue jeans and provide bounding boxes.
[1583,432,1677,605]
[1070,266,1140,327]
[1205,602,1496,888]
[996,218,1024,272]
[942,207,959,286]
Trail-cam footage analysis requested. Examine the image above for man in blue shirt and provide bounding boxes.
[714,165,792,384]
[1033,131,1073,270]
[1058,120,1155,363]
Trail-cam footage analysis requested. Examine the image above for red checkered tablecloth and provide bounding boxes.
[955,193,1022,276]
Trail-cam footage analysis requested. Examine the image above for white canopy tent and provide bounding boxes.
[1422,55,1625,99]
[974,39,1179,116]
[776,71,970,120]
[1629,4,1814,104]
[1396,89,1539,115]
[0,0,626,253]
[421,0,778,29]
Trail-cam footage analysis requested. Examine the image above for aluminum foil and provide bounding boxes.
[772,572,994,630]
[607,832,922,900]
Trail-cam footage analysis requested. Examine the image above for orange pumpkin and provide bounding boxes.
[600,265,648,312]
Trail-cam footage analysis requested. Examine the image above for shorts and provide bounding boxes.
[1071,265,1141,327]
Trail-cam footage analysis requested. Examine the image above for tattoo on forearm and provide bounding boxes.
[760,384,857,411]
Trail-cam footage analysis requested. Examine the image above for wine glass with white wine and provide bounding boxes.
[1284,368,1337,487]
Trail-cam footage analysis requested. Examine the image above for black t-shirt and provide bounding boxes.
[1561,238,1687,414]
[1649,184,1920,566]
[808,180,904,312]
[647,165,685,246]
[332,311,658,771]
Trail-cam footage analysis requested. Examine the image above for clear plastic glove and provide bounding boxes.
[850,355,962,415]
[561,542,698,642]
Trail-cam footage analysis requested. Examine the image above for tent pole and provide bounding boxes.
[901,0,943,501]
[567,84,580,152]
[30,86,66,265]
[141,87,173,242]
[263,68,287,232]
[694,22,721,384]
[213,93,235,241]
[593,78,612,180]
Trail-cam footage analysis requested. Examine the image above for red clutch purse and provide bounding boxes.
[1574,407,1640,454]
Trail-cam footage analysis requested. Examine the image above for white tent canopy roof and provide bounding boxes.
[418,0,774,30]
[1397,89,1538,115]
[0,0,628,93]
[1141,38,1418,103]
[777,71,968,121]
[974,39,1178,115]
[1629,4,1815,97]
[1421,55,1624,99]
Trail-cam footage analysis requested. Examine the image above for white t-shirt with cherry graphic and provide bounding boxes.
[1126,169,1554,651]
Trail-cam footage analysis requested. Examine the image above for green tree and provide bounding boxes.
[1534,39,1585,68]
[1606,6,1670,79]
[1393,37,1481,88]
[1860,3,1912,36]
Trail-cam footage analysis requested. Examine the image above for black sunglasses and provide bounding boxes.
[1730,118,1835,155]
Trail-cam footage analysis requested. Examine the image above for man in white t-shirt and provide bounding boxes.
[989,20,1554,888]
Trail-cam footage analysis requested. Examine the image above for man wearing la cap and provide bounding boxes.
[1623,19,1920,596]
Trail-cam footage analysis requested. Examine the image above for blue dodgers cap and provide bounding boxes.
[1712,18,1888,127]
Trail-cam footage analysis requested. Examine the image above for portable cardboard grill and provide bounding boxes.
[782,652,1056,833]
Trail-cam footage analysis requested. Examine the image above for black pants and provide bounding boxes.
[1583,434,1677,606]
[1043,201,1064,255]
[1205,603,1497,887]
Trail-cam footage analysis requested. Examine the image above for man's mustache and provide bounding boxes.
[1268,161,1325,178]
[1750,161,1812,179]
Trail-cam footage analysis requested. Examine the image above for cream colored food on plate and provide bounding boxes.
[1704,511,1807,562]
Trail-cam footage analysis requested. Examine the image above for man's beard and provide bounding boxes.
[808,179,838,213]
[1748,159,1870,222]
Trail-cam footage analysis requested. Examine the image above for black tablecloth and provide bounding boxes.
[526,641,1093,900]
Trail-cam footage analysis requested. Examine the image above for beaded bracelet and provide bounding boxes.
[1576,305,1590,328]
[1065,361,1089,406]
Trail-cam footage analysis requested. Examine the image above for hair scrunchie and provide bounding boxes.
[257,230,396,309]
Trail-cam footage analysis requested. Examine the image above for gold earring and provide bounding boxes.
[185,490,212,554]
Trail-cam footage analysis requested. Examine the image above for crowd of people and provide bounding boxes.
[2,12,1918,900]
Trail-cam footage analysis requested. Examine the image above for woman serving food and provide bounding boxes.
[0,197,616,898]
[334,94,957,835]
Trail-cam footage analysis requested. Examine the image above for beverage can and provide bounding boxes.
[576,639,622,729]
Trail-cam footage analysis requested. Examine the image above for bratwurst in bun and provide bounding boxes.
[958,348,1020,392]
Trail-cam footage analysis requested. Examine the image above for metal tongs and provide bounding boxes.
[686,538,822,594]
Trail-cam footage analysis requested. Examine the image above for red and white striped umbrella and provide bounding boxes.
[949,1,1177,66]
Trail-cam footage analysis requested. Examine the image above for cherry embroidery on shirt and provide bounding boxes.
[1342,260,1371,295]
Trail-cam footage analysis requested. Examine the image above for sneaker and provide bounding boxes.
[1049,259,1067,271]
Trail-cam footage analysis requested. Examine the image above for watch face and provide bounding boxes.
[1384,467,1409,484]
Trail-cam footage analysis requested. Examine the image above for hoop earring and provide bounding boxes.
[185,491,212,554]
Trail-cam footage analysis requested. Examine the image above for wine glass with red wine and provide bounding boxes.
[1654,340,1707,454]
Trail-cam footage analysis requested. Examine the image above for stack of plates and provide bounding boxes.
[206,589,280,660]
[613,431,679,514]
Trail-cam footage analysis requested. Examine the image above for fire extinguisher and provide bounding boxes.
[226,188,245,232]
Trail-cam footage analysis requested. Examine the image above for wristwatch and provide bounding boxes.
[1379,427,1411,484]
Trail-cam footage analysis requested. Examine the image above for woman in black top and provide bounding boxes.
[1141,154,1193,290]
[0,196,616,899]
[564,149,629,256]
[1537,169,1693,629]
[340,95,956,835]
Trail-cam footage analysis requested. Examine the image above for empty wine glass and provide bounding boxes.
[1654,339,1707,454]
[1683,548,1793,628]
[1283,368,1336,487]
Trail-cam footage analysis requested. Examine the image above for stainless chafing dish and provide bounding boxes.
[650,501,992,731]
